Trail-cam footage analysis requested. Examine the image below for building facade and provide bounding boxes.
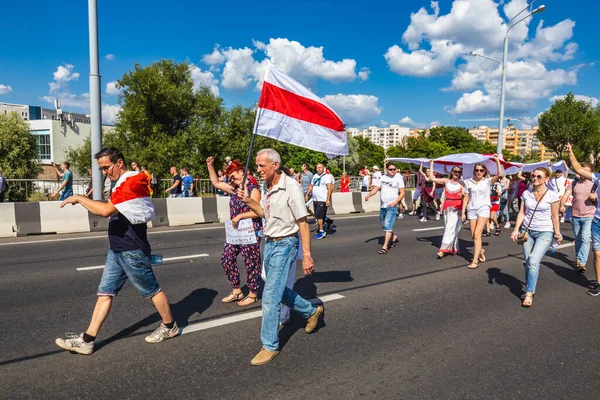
[348,124,413,150]
[469,125,555,161]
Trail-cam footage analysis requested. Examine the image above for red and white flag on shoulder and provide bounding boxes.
[110,171,155,224]
[255,64,348,157]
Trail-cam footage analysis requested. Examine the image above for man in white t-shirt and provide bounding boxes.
[549,167,569,222]
[365,162,405,254]
[371,166,382,187]
[305,163,335,240]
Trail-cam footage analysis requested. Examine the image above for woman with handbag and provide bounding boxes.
[510,167,562,307]
[461,155,504,269]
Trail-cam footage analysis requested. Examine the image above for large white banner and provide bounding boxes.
[225,219,257,245]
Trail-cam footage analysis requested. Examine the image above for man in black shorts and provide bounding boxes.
[305,163,334,239]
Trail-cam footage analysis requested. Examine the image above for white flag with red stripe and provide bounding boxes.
[255,64,348,157]
[110,171,155,224]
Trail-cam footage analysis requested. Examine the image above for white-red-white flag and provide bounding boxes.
[254,64,348,157]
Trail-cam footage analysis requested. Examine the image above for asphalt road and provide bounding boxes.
[1,213,599,400]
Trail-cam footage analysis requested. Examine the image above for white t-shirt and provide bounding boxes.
[549,176,568,196]
[311,173,334,202]
[521,189,559,232]
[362,174,370,187]
[379,174,405,208]
[464,178,492,210]
[371,171,382,187]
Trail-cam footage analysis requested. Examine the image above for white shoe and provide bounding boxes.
[490,223,495,230]
[398,213,404,219]
[420,217,427,222]
[409,211,416,216]
[504,221,511,229]
[560,217,565,223]
[435,213,440,221]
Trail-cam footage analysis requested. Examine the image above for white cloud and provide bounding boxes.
[322,94,382,126]
[549,94,599,108]
[430,120,441,127]
[205,38,369,92]
[380,120,389,127]
[399,116,416,126]
[42,93,90,110]
[102,104,121,124]
[385,0,582,115]
[202,47,225,65]
[105,54,116,61]
[519,112,543,129]
[106,81,120,96]
[53,64,79,83]
[189,65,220,96]
[0,84,12,95]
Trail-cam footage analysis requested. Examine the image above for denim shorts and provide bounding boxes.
[59,189,73,201]
[591,218,600,252]
[97,249,161,298]
[380,206,398,232]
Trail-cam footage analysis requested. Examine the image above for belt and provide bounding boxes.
[265,233,298,242]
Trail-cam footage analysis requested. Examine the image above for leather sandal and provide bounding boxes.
[522,292,534,307]
[222,291,244,303]
[467,261,479,269]
[436,251,444,259]
[238,295,259,307]
[478,249,486,263]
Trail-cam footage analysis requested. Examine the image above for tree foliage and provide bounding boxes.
[537,92,600,162]
[0,113,42,200]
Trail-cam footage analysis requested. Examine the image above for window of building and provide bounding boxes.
[31,130,51,161]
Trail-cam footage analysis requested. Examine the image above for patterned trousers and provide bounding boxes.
[221,241,262,293]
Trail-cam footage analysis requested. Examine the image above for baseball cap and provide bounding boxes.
[372,165,379,170]
[225,156,232,161]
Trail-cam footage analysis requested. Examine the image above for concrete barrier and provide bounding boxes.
[361,192,381,213]
[166,197,219,226]
[148,198,169,228]
[0,203,17,238]
[331,192,363,215]
[217,197,231,222]
[39,202,91,234]
[14,203,41,237]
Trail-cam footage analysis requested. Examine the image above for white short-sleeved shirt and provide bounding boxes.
[310,173,334,202]
[379,174,405,208]
[590,174,600,220]
[261,174,308,238]
[521,189,560,232]
[549,176,568,196]
[464,178,492,210]
[371,171,382,187]
[362,174,370,187]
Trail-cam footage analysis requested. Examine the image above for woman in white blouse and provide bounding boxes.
[511,167,562,307]
[461,155,504,269]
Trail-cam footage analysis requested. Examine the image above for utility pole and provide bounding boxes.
[88,0,103,200]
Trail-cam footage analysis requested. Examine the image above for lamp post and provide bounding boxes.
[88,0,103,200]
[471,1,545,155]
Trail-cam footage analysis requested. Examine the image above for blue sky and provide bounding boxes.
[0,0,598,129]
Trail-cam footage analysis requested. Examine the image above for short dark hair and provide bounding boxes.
[94,147,125,164]
[182,167,189,173]
[62,161,70,169]
[385,162,396,169]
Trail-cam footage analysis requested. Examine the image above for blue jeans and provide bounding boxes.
[97,249,161,298]
[572,217,593,266]
[499,191,509,222]
[522,230,553,293]
[591,217,600,252]
[261,236,316,351]
[59,189,73,201]
[182,189,191,197]
[379,206,398,232]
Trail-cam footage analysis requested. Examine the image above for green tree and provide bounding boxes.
[537,92,600,162]
[0,113,42,201]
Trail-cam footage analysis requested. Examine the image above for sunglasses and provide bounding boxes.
[100,163,115,172]
[388,168,397,171]
[452,170,461,174]
[532,174,544,180]
[474,169,485,173]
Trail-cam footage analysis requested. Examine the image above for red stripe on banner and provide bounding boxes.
[258,82,344,132]
[111,172,150,205]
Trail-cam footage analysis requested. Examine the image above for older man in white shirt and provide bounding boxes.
[240,148,323,366]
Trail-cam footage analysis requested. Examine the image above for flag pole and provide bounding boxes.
[241,107,261,191]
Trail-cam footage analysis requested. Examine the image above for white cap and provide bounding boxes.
[225,156,231,160]
[372,165,379,170]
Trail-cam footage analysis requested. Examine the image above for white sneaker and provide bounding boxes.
[490,223,495,230]
[560,217,565,223]
[435,212,440,221]
[55,333,94,355]
[398,213,404,219]
[420,217,427,222]
[145,322,180,343]
[409,211,416,216]
[504,221,511,229]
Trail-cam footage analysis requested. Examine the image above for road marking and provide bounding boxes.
[412,226,444,232]
[181,293,345,335]
[76,254,209,271]
[555,242,574,250]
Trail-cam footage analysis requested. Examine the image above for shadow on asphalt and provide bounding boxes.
[487,267,525,300]
[542,262,591,289]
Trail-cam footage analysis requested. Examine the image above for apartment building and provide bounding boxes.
[469,125,556,161]
[347,124,412,149]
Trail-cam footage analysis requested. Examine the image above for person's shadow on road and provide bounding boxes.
[487,267,524,300]
[277,270,353,350]
[96,288,217,350]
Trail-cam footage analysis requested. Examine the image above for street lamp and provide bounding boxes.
[471,1,545,154]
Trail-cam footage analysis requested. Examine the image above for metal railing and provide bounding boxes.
[3,174,418,202]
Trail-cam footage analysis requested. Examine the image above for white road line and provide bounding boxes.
[412,226,444,232]
[181,293,345,335]
[555,242,574,250]
[76,253,209,271]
